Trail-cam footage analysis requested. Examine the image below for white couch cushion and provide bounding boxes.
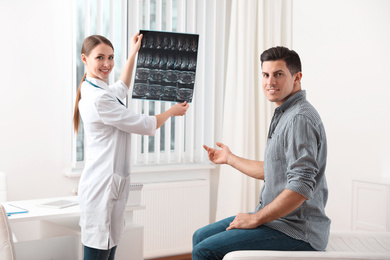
[223,231,390,260]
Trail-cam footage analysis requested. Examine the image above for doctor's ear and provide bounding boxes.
[81,54,88,65]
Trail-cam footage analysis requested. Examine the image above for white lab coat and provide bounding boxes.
[78,77,156,250]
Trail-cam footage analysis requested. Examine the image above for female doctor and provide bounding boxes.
[73,33,189,260]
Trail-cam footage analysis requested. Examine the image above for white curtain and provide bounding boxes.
[215,0,291,220]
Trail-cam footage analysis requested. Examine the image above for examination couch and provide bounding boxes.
[223,231,390,260]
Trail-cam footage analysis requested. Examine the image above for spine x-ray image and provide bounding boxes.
[132,30,199,103]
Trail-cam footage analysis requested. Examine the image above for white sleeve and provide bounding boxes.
[108,80,128,100]
[95,93,157,136]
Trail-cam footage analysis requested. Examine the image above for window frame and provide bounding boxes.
[71,0,223,173]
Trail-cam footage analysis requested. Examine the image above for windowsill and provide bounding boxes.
[65,168,83,178]
[65,163,216,178]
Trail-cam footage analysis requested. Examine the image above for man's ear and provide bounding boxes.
[294,71,302,82]
[294,72,302,85]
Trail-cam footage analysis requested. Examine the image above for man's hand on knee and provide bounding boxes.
[226,213,259,230]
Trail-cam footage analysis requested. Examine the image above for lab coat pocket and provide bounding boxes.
[111,174,130,201]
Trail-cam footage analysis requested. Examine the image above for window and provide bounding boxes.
[72,0,126,168]
[72,0,223,169]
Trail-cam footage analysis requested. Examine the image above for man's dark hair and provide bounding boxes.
[260,46,302,76]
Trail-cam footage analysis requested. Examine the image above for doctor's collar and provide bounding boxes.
[85,76,109,89]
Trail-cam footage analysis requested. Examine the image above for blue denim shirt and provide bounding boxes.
[254,90,331,250]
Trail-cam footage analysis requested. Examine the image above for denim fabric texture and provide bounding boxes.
[83,245,117,260]
[192,216,315,260]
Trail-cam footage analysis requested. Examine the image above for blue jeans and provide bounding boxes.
[192,216,315,260]
[83,245,117,260]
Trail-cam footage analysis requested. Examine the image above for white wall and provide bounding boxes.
[292,0,390,230]
[1,0,389,232]
[0,0,78,200]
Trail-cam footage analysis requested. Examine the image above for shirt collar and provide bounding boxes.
[85,76,109,91]
[277,90,306,113]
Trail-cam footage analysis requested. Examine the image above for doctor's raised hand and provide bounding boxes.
[120,32,144,88]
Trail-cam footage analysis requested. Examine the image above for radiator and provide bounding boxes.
[133,179,210,259]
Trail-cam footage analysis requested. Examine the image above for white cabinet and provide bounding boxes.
[352,178,390,232]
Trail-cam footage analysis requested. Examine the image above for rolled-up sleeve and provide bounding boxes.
[284,114,321,199]
[259,91,330,251]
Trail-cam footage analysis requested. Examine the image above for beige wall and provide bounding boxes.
[292,0,390,230]
[0,0,77,200]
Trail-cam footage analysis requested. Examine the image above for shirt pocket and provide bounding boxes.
[265,133,281,162]
[110,173,130,201]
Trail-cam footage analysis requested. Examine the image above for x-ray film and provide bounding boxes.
[132,30,199,103]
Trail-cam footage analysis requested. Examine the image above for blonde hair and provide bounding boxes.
[73,35,114,133]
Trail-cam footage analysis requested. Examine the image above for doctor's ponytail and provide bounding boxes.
[73,73,86,133]
[73,35,114,134]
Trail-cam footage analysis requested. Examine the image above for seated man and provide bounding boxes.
[192,46,330,260]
